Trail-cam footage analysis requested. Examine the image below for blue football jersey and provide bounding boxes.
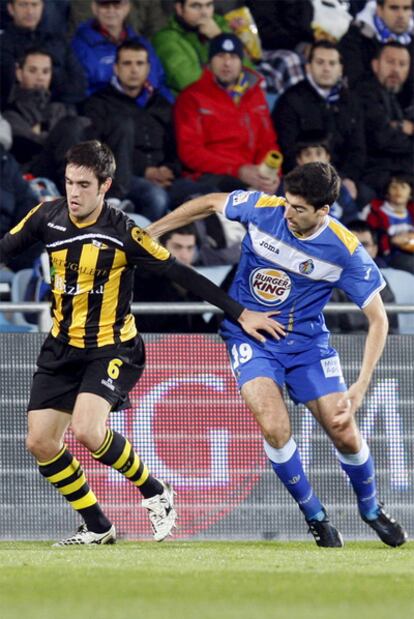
[221,190,385,352]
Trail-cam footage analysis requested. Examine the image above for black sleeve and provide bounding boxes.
[125,221,244,321]
[164,261,244,322]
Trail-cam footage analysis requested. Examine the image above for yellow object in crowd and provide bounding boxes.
[224,7,262,62]
[258,150,283,181]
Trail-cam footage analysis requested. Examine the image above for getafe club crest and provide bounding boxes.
[299,259,315,275]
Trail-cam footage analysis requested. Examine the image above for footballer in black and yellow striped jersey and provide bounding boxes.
[0,141,283,546]
[1,197,174,348]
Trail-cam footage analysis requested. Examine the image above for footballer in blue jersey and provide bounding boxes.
[149,162,407,548]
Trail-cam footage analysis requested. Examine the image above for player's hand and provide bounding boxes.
[336,382,366,423]
[237,309,286,343]
[332,393,352,432]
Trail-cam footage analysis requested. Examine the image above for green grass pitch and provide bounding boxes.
[1,541,413,619]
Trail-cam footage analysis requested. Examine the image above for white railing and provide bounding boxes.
[1,301,414,333]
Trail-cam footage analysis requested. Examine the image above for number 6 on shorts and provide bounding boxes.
[107,358,124,380]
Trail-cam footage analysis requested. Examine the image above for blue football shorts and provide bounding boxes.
[224,334,347,404]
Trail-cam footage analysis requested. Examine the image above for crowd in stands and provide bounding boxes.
[0,0,413,333]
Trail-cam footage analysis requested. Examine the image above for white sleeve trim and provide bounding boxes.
[361,281,386,309]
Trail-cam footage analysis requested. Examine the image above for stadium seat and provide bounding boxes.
[0,266,14,284]
[381,268,414,334]
[0,311,36,333]
[10,269,38,332]
[194,265,232,286]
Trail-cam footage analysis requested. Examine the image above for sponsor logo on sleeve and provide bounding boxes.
[232,191,250,206]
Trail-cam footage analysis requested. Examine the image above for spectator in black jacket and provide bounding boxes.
[356,42,414,196]
[272,40,366,206]
[247,0,314,52]
[84,40,214,220]
[0,0,87,109]
[339,0,414,107]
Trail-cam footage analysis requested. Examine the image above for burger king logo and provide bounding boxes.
[249,267,292,305]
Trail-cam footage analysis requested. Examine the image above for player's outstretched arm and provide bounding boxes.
[344,293,388,415]
[147,193,228,239]
[164,261,285,343]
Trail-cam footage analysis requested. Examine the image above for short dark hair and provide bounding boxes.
[17,47,52,69]
[294,130,332,157]
[308,40,342,63]
[388,173,414,195]
[160,224,197,245]
[284,162,341,210]
[65,140,116,186]
[346,219,379,244]
[374,41,410,59]
[115,40,149,64]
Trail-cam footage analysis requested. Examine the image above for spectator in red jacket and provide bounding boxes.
[174,33,281,194]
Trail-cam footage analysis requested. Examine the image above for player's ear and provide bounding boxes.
[100,177,112,195]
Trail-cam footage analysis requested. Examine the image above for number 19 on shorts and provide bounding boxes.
[231,343,253,369]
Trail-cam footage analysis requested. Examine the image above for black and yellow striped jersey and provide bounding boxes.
[0,199,174,348]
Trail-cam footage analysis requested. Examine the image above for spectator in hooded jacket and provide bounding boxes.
[71,0,171,100]
[174,33,280,194]
[0,0,87,109]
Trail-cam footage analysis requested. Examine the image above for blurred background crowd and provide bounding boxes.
[0,0,413,333]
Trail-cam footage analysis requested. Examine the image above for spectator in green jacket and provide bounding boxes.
[152,0,252,95]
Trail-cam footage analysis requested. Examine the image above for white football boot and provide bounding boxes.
[142,481,177,542]
[52,524,116,547]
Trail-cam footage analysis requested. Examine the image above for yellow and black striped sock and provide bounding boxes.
[38,446,112,533]
[92,429,163,498]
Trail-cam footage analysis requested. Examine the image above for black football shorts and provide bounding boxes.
[27,333,145,413]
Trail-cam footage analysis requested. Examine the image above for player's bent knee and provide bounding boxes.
[262,426,291,449]
[26,433,59,461]
[332,427,360,453]
[71,423,105,452]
